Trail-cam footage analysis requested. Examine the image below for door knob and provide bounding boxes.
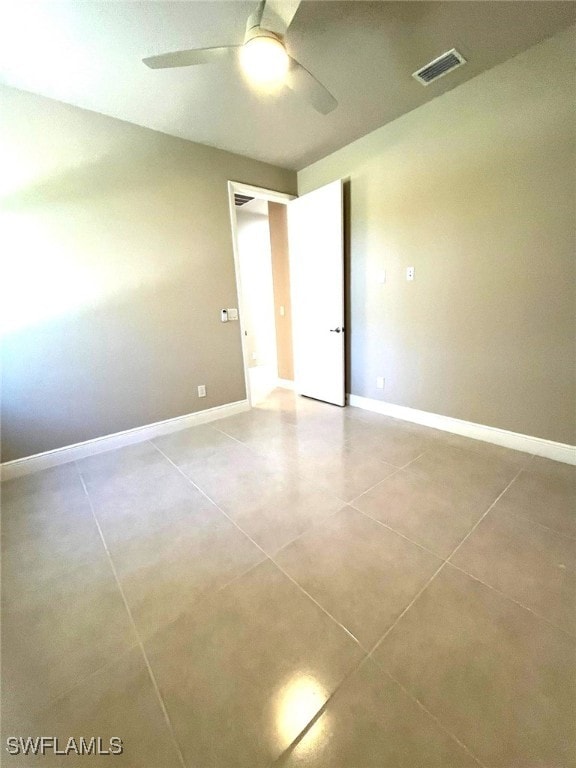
[329,327,343,333]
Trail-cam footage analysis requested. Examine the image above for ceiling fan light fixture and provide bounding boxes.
[240,34,289,85]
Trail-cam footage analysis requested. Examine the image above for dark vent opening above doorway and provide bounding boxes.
[412,49,466,85]
[234,194,255,207]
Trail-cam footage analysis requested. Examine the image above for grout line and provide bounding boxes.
[380,668,489,768]
[267,558,367,649]
[367,468,525,659]
[137,554,268,645]
[209,421,351,506]
[345,464,405,504]
[498,493,576,543]
[443,469,524,561]
[349,502,445,561]
[399,450,429,468]
[74,462,188,768]
[210,413,423,506]
[15,642,141,722]
[211,420,299,450]
[446,562,576,641]
[368,562,448,658]
[351,472,528,768]
[271,656,375,766]
[150,441,368,652]
[267,503,350,558]
[507,508,576,542]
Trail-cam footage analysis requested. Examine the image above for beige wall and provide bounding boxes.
[0,86,296,462]
[298,26,576,445]
[268,202,294,381]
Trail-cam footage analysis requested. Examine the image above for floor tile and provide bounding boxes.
[214,408,297,444]
[2,476,104,593]
[221,475,345,555]
[145,560,364,768]
[275,506,441,648]
[2,648,183,767]
[450,507,576,635]
[242,429,339,476]
[294,415,385,445]
[76,441,175,486]
[178,441,284,503]
[109,507,265,640]
[427,431,535,469]
[152,423,239,464]
[530,455,576,483]
[345,426,433,468]
[407,444,519,508]
[493,462,576,538]
[373,564,576,768]
[2,556,136,715]
[277,658,480,767]
[2,391,572,767]
[85,461,216,547]
[1,462,82,505]
[352,469,487,558]
[296,446,398,502]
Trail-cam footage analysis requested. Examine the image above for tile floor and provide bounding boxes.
[1,389,574,767]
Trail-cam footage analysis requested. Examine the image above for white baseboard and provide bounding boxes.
[347,394,576,466]
[277,378,295,391]
[0,400,250,482]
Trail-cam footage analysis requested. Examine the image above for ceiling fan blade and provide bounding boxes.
[247,0,266,31]
[260,0,302,36]
[286,56,338,115]
[143,46,240,69]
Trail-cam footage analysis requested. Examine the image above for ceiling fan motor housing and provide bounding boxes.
[244,25,284,47]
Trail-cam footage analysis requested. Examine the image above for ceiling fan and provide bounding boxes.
[142,0,337,115]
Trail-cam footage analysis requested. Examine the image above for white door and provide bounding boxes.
[288,180,344,406]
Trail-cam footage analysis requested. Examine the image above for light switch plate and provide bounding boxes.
[406,266,415,281]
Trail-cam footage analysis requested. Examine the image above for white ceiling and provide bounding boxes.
[0,1,574,170]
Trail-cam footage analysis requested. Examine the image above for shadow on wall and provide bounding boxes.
[0,278,246,463]
[1,141,210,209]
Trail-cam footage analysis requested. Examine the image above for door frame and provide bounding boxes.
[227,181,296,407]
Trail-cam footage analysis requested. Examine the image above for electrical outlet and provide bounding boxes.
[197,385,206,398]
[376,376,385,389]
[406,266,415,281]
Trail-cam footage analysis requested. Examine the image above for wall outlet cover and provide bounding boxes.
[198,385,206,397]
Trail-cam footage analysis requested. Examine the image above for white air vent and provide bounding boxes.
[412,48,466,86]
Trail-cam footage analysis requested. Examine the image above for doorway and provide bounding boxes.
[228,182,295,406]
[228,179,345,408]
